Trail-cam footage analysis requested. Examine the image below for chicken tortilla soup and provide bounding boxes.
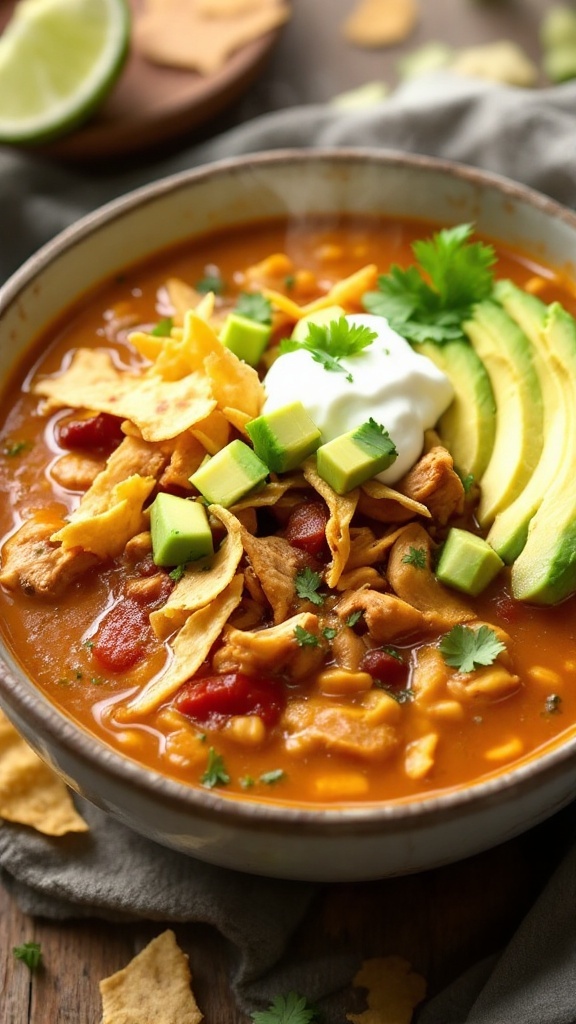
[1,215,576,806]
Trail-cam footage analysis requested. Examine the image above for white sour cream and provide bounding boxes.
[262,314,454,484]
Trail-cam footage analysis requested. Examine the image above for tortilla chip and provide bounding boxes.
[347,955,426,1024]
[263,264,378,321]
[204,348,263,421]
[166,277,209,324]
[0,710,88,835]
[303,458,359,588]
[190,409,230,454]
[343,0,418,48]
[135,0,291,76]
[150,505,244,640]
[159,432,207,490]
[33,349,217,442]
[125,575,244,716]
[100,929,203,1024]
[359,478,431,523]
[51,475,156,558]
[346,524,412,570]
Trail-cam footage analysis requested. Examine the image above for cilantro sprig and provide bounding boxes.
[280,317,377,382]
[235,291,273,325]
[251,992,319,1024]
[402,546,427,569]
[295,567,324,606]
[362,223,496,345]
[200,747,230,789]
[13,941,42,972]
[439,624,506,674]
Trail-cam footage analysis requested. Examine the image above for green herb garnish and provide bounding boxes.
[322,626,338,641]
[280,316,376,382]
[363,223,496,345]
[169,564,187,582]
[251,992,319,1024]
[293,625,320,648]
[3,440,29,457]
[294,567,324,606]
[353,417,398,461]
[402,546,427,569]
[235,291,273,324]
[200,747,230,789]
[196,274,224,295]
[345,610,364,628]
[13,941,42,972]
[259,769,286,785]
[150,317,173,337]
[439,624,506,674]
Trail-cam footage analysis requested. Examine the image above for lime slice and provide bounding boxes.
[0,0,130,145]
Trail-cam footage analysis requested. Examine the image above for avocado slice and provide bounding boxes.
[436,527,504,596]
[190,439,269,507]
[418,339,496,479]
[487,280,571,562]
[463,300,544,528]
[219,313,271,366]
[511,301,576,604]
[150,493,214,567]
[316,418,397,494]
[246,401,321,473]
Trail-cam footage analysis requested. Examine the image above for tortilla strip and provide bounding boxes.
[52,475,156,558]
[303,458,359,588]
[124,575,244,716]
[150,505,244,640]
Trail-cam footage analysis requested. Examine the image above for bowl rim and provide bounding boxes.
[2,146,576,835]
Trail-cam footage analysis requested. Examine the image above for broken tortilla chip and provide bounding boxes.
[150,505,244,640]
[346,955,426,1024]
[100,929,203,1024]
[135,0,291,77]
[124,575,244,716]
[51,474,156,558]
[0,710,88,835]
[343,0,419,48]
[303,458,359,588]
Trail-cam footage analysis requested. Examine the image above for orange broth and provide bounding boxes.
[1,214,576,806]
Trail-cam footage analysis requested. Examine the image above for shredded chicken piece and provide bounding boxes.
[240,530,305,624]
[158,431,205,491]
[282,698,399,761]
[398,445,465,524]
[331,624,367,672]
[124,531,153,563]
[387,523,474,629]
[212,612,326,680]
[0,513,98,598]
[336,589,429,643]
[49,452,105,491]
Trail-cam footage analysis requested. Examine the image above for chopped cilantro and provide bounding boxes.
[240,775,255,789]
[322,626,338,641]
[280,316,376,382]
[456,468,475,494]
[376,683,415,704]
[200,747,230,789]
[544,693,562,714]
[382,645,403,661]
[353,418,397,461]
[196,274,224,295]
[169,563,187,582]
[345,610,364,628]
[294,625,320,648]
[439,624,506,674]
[402,546,427,569]
[3,440,29,457]
[235,291,273,324]
[259,769,285,785]
[294,566,324,606]
[251,992,318,1024]
[150,316,173,337]
[362,223,496,345]
[284,274,296,291]
[13,941,42,972]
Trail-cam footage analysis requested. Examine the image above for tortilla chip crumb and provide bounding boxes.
[100,929,203,1024]
[0,710,88,836]
[346,955,426,1024]
[342,0,419,48]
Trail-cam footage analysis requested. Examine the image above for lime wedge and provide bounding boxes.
[0,0,130,144]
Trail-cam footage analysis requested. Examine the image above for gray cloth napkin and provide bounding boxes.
[2,72,576,1022]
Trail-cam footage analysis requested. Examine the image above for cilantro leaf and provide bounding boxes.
[280,316,376,382]
[353,418,397,461]
[438,624,506,674]
[200,747,230,789]
[295,566,324,606]
[3,440,29,457]
[150,316,173,337]
[259,769,286,785]
[293,625,320,648]
[323,626,338,641]
[196,274,224,295]
[362,223,496,345]
[169,564,187,582]
[13,942,42,972]
[402,546,427,569]
[345,610,364,628]
[235,291,273,324]
[251,992,318,1024]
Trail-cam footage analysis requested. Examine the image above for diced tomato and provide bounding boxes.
[174,672,284,727]
[57,412,124,454]
[92,598,150,672]
[285,500,329,557]
[361,648,409,690]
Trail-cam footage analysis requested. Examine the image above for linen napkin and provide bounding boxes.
[2,72,576,1022]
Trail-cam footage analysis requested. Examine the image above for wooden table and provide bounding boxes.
[0,0,566,1020]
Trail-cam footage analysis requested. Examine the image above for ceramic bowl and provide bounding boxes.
[1,149,576,882]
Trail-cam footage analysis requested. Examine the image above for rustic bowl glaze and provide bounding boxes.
[1,150,576,881]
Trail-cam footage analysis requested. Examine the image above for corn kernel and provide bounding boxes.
[314,667,373,695]
[527,665,564,688]
[225,714,266,746]
[313,772,369,799]
[426,699,465,721]
[484,737,524,762]
[362,689,402,724]
[404,733,438,780]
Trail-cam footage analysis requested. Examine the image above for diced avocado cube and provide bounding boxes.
[291,304,346,342]
[436,527,504,597]
[219,312,271,366]
[246,401,321,473]
[150,493,214,567]
[190,439,269,507]
[316,418,397,494]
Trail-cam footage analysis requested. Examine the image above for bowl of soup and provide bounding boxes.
[1,149,576,881]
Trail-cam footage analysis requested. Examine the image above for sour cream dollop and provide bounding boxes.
[262,314,454,485]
